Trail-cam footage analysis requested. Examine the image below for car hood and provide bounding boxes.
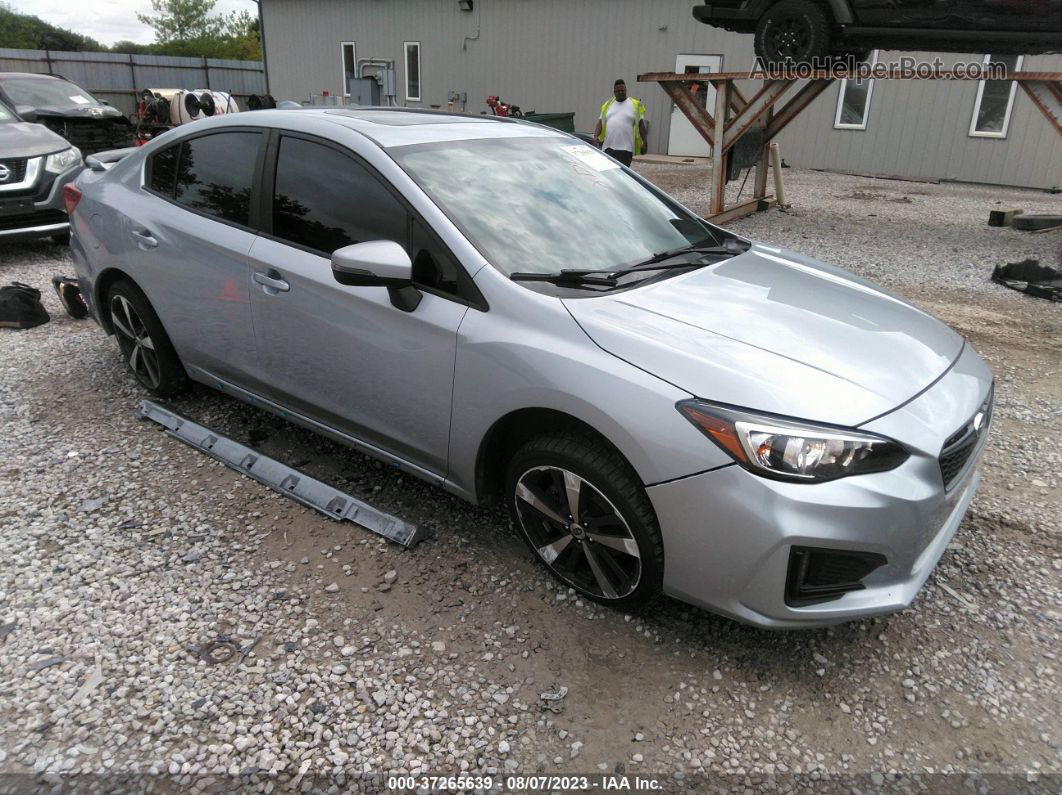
[563,243,963,427]
[0,120,70,158]
[33,105,127,122]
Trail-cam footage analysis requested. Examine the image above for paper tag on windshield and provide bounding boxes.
[70,95,90,104]
[563,145,619,172]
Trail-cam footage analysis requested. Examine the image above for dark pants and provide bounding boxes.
[605,148,633,167]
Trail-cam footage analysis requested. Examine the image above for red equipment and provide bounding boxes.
[486,96,522,118]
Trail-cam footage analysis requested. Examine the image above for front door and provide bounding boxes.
[248,133,469,476]
[666,54,722,158]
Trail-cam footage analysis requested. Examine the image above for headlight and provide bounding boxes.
[44,147,82,174]
[677,400,909,482]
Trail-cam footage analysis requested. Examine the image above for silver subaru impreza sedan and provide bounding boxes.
[67,109,993,628]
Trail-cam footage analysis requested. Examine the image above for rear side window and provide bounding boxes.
[148,144,178,196]
[272,135,407,254]
[173,131,261,226]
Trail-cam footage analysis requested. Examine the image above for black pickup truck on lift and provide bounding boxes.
[693,1,1062,66]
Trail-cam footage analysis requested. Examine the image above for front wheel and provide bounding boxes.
[755,0,832,67]
[506,434,664,611]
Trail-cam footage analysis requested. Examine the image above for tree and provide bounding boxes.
[136,0,224,44]
[134,0,261,60]
[0,2,104,51]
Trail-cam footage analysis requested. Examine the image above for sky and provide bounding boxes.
[8,0,257,46]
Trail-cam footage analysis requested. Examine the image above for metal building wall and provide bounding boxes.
[261,0,1061,190]
[0,48,266,116]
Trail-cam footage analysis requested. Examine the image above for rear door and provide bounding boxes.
[247,132,472,476]
[135,129,266,389]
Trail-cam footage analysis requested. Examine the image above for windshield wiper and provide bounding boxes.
[509,239,749,288]
[510,270,620,286]
[509,260,708,288]
[630,237,748,270]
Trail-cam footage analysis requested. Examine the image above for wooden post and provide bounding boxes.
[753,102,772,204]
[710,80,729,216]
[770,142,787,208]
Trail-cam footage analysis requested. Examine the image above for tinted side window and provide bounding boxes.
[272,136,407,254]
[148,144,178,197]
[174,132,261,225]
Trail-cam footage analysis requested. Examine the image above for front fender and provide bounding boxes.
[448,273,733,500]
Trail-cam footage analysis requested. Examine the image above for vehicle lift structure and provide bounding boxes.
[638,69,1062,223]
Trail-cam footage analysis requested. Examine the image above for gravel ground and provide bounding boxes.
[0,167,1059,793]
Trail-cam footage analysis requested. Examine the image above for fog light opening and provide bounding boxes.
[785,546,888,607]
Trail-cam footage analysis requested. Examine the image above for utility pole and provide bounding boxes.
[250,0,270,95]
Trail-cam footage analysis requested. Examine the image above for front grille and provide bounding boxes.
[0,158,28,184]
[0,209,66,232]
[938,386,993,490]
[40,118,135,157]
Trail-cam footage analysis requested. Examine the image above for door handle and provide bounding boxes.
[131,229,158,248]
[253,271,290,293]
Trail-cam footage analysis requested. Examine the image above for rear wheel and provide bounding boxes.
[107,279,186,397]
[755,0,832,67]
[506,434,664,611]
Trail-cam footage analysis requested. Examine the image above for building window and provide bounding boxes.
[341,41,356,97]
[833,51,877,130]
[970,54,1023,138]
[404,41,421,102]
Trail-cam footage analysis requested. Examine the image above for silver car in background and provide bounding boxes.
[0,99,82,243]
[68,109,993,628]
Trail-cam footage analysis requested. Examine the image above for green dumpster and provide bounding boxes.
[523,111,575,133]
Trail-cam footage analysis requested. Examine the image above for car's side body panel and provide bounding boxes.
[246,233,469,477]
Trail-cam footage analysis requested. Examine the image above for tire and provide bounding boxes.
[106,278,186,397]
[755,0,832,68]
[505,433,664,612]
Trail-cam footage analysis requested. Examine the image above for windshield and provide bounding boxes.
[0,102,14,123]
[2,77,101,111]
[390,136,720,276]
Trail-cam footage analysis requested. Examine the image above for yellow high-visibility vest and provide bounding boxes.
[598,96,646,155]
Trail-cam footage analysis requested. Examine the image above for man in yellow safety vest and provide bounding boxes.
[594,79,648,167]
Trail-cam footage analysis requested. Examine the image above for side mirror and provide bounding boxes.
[15,105,37,123]
[331,240,412,286]
[331,240,422,312]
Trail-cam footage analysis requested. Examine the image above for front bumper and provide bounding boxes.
[648,343,993,628]
[692,2,763,31]
[0,160,80,241]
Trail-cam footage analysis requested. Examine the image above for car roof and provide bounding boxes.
[206,107,570,148]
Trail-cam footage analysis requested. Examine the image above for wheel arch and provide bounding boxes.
[823,0,852,25]
[474,407,641,506]
[93,266,135,335]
